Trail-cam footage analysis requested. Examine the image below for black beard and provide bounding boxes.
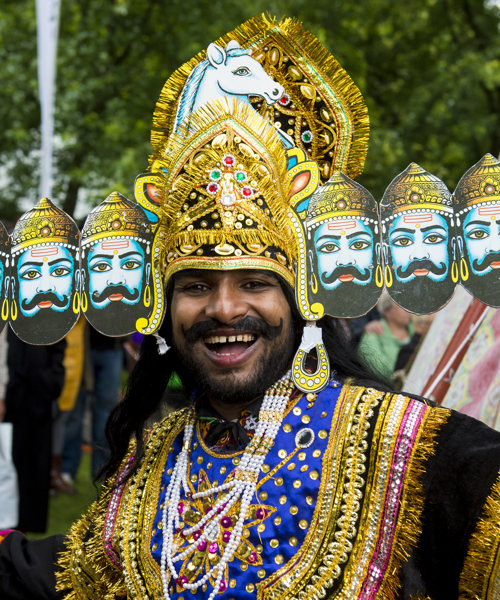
[14,302,78,343]
[389,273,455,313]
[463,267,500,308]
[173,318,296,405]
[85,298,146,336]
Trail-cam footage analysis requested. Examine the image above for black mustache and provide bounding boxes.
[92,285,139,303]
[321,265,372,284]
[472,252,500,272]
[183,316,284,344]
[396,259,447,279]
[21,292,69,311]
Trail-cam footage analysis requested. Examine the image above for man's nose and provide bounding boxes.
[204,280,247,324]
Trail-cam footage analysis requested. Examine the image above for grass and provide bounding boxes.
[27,449,99,540]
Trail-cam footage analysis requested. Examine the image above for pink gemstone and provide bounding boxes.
[177,502,184,514]
[197,540,207,551]
[209,542,218,553]
[256,508,266,519]
[221,516,231,528]
[248,551,257,563]
[219,580,228,592]
[177,575,188,587]
[193,530,202,541]
[222,531,231,543]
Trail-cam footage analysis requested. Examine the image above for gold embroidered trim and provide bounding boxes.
[378,404,451,599]
[459,471,500,600]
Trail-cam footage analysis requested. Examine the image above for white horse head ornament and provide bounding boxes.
[174,40,292,146]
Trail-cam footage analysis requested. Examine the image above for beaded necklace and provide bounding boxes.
[160,371,295,599]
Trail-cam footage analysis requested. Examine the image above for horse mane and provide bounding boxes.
[173,59,209,133]
[173,47,252,133]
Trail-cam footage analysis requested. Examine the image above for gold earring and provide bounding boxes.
[81,291,88,313]
[10,298,18,321]
[375,264,384,288]
[72,291,80,314]
[384,265,393,288]
[451,260,459,283]
[143,284,151,307]
[292,323,330,393]
[310,272,318,294]
[460,258,469,282]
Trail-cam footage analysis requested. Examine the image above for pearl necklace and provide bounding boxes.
[160,371,294,600]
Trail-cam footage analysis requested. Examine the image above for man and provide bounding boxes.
[304,171,383,318]
[1,17,499,600]
[80,191,153,336]
[0,222,9,333]
[380,163,456,314]
[9,198,80,345]
[454,153,500,307]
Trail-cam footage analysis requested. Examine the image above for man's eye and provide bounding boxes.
[392,237,412,247]
[425,234,445,244]
[351,240,370,250]
[122,260,141,270]
[52,267,70,277]
[21,270,40,280]
[233,67,250,76]
[468,230,488,240]
[90,263,111,272]
[318,243,339,253]
[242,280,268,290]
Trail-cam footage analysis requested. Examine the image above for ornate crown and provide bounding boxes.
[453,153,500,217]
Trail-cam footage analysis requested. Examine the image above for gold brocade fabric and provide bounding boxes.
[55,385,500,599]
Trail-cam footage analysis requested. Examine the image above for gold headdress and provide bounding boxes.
[153,99,296,287]
[453,153,500,218]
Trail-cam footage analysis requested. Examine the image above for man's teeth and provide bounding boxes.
[204,333,256,344]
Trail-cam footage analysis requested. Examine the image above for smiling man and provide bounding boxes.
[1,19,500,600]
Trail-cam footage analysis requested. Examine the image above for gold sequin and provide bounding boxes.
[257,523,265,533]
[320,410,327,418]
[290,505,298,515]
[293,407,302,416]
[233,457,240,465]
[301,414,311,424]
[257,569,266,578]
[279,495,287,505]
[229,579,236,588]
[256,544,263,553]
[197,456,203,464]
[306,496,314,505]
[283,424,292,433]
[152,543,157,551]
[274,554,285,565]
[289,537,298,546]
[300,465,309,472]
[220,465,226,474]
[270,539,279,548]
[190,474,197,483]
[243,529,250,538]
[278,449,287,459]
[298,452,306,461]
[309,470,319,480]
[274,516,282,525]
[287,463,296,471]
[293,479,302,489]
[207,461,212,469]
[306,393,316,402]
[318,430,327,439]
[313,449,321,458]
[261,464,270,473]
[299,520,308,529]
[241,563,248,571]
[259,491,268,501]
[274,477,284,486]
[167,468,173,475]
[246,584,255,592]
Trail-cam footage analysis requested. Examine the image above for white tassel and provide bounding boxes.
[153,332,170,355]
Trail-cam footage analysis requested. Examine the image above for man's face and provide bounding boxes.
[462,205,500,276]
[313,219,374,290]
[87,238,144,308]
[170,269,295,405]
[17,245,74,316]
[388,212,449,283]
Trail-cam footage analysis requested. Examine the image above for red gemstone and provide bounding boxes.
[242,187,252,197]
[208,183,218,193]
[223,155,235,166]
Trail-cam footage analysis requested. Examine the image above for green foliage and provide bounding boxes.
[0,0,499,220]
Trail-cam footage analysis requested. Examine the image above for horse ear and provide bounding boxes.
[207,43,226,66]
[225,40,241,52]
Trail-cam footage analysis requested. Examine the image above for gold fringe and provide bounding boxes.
[459,471,500,599]
[379,404,451,599]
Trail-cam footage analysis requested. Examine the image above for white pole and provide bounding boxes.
[36,0,61,199]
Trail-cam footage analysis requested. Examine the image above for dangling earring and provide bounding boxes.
[143,283,151,307]
[81,291,88,313]
[375,264,384,288]
[384,264,393,288]
[451,260,459,283]
[292,322,330,393]
[1,298,9,321]
[460,258,469,282]
[72,291,80,314]
[10,298,17,321]
[310,272,318,294]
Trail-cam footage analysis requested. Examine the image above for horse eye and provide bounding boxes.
[234,67,250,76]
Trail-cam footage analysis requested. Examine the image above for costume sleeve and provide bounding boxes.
[0,531,65,599]
[416,409,500,599]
